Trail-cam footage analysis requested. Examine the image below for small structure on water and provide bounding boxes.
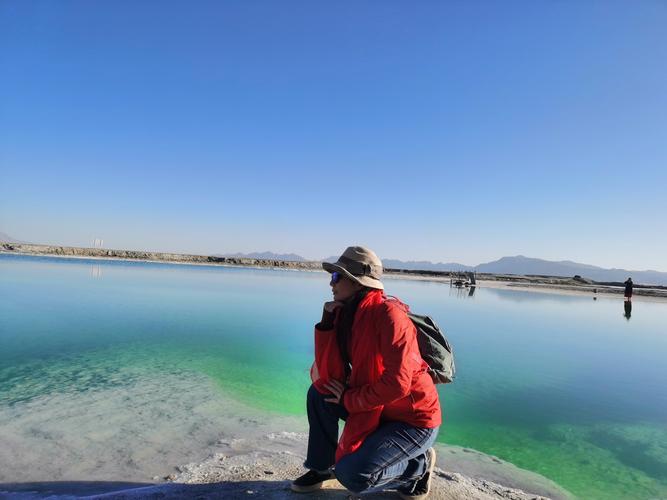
[450,271,476,288]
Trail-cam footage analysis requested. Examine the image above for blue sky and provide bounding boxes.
[1,1,666,270]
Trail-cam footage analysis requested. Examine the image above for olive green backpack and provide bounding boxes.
[408,313,456,384]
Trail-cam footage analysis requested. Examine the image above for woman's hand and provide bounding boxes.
[323,379,346,405]
[319,301,344,328]
[323,301,344,313]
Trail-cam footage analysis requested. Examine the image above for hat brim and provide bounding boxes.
[322,262,384,290]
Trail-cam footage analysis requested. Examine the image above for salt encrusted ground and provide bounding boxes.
[1,432,571,500]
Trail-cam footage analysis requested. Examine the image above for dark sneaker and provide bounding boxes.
[291,469,335,493]
[398,447,436,500]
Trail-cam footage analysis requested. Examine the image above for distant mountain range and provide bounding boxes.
[474,255,666,285]
[328,254,667,286]
[381,259,473,271]
[325,256,472,270]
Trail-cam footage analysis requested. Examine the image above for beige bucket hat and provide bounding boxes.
[322,246,384,290]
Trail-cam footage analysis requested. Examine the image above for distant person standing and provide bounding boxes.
[624,277,633,300]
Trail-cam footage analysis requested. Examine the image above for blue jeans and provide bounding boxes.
[304,384,439,494]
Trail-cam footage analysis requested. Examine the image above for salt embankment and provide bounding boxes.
[3,243,666,299]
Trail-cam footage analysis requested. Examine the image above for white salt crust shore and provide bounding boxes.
[0,373,571,499]
[0,434,571,500]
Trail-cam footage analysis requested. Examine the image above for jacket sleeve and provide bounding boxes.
[342,304,422,413]
[312,324,345,392]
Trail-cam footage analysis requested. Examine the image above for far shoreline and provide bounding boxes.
[2,242,666,302]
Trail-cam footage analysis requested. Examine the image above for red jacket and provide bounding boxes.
[311,289,442,461]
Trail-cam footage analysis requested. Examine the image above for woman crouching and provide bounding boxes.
[292,246,442,499]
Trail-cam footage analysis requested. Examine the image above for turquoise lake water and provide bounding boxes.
[1,254,666,499]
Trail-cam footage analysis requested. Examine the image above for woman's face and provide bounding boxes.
[330,272,363,302]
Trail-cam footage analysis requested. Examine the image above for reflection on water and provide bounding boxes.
[624,299,632,320]
[449,285,476,299]
[90,265,103,278]
[448,279,476,299]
